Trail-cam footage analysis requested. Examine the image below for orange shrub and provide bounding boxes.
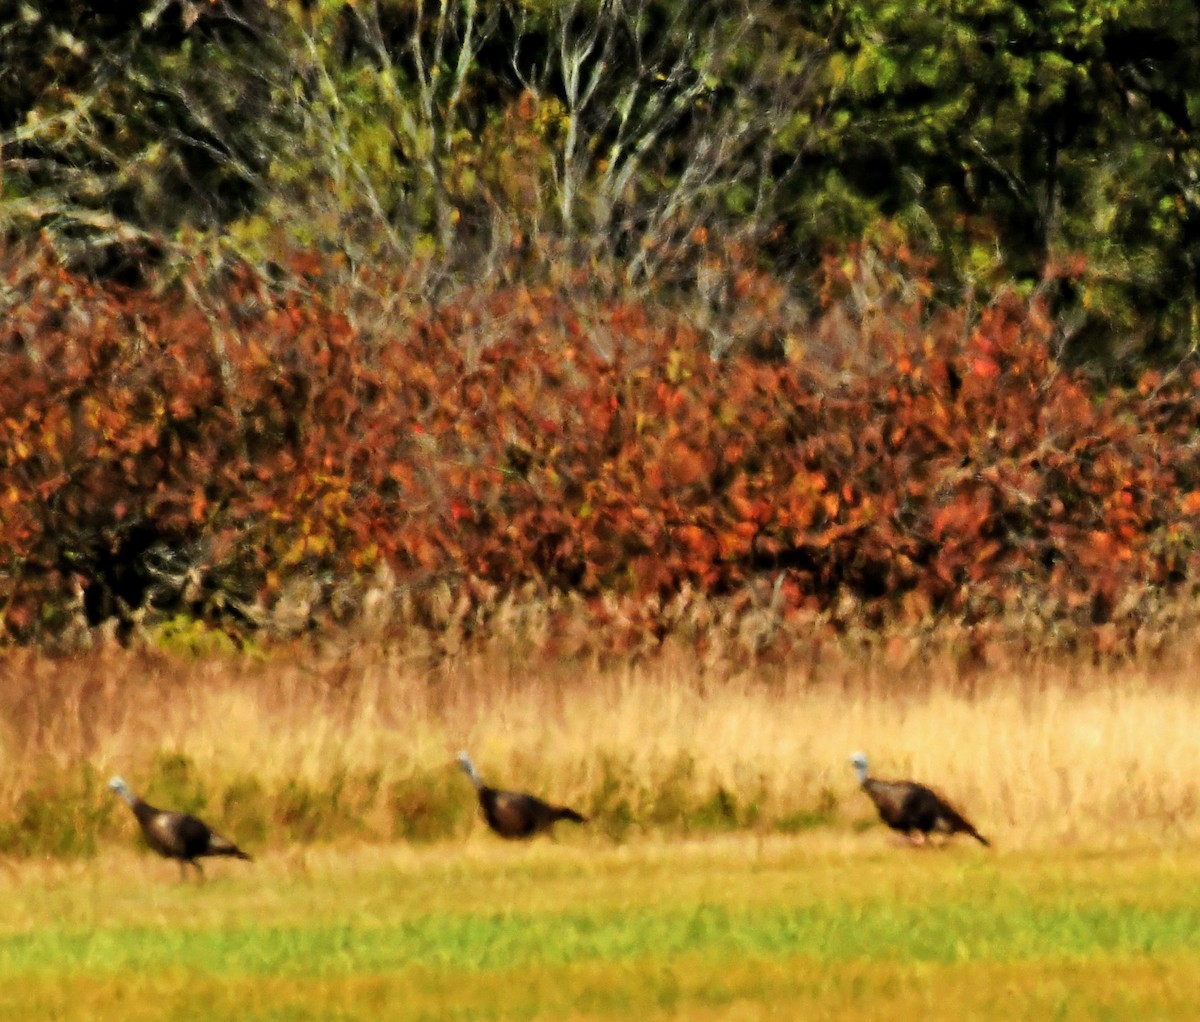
[2,242,1199,655]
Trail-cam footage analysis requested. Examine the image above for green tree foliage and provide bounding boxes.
[805,0,1200,364]
[1,1,1197,354]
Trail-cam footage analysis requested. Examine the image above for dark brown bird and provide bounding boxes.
[456,752,586,839]
[849,752,990,847]
[108,776,253,879]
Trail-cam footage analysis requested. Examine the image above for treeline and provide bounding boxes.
[2,0,1198,365]
[4,1,1200,655]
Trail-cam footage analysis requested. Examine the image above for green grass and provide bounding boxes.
[1,837,1197,1020]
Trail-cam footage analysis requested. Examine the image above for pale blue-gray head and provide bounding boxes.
[107,775,136,806]
[456,752,481,788]
[849,751,869,784]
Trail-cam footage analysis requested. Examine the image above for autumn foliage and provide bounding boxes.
[3,240,1199,658]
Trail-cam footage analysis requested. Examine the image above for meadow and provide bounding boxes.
[1,641,1199,1018]
[1,840,1198,1020]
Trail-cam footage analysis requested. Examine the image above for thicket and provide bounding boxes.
[4,237,1200,658]
[2,1,1200,654]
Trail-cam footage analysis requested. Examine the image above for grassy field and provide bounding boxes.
[1,837,1198,1020]
[2,644,1200,1017]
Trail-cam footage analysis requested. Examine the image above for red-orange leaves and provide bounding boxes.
[5,240,1200,656]
[971,353,1002,380]
[674,523,718,565]
[663,443,709,489]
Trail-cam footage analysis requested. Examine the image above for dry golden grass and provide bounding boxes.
[2,639,1199,851]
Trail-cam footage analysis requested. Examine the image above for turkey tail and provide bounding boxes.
[967,826,990,848]
[210,834,253,860]
[945,806,990,847]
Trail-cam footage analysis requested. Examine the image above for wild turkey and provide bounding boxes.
[849,752,990,847]
[456,752,587,839]
[108,776,253,879]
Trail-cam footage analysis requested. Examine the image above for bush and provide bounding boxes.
[4,240,1200,661]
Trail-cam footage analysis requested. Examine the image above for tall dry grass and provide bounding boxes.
[1,638,1199,854]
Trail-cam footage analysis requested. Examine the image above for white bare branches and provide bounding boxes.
[506,0,829,289]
